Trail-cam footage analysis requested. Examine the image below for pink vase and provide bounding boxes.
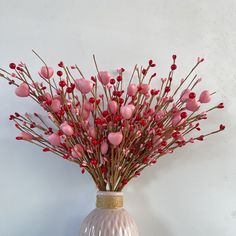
[79,191,139,236]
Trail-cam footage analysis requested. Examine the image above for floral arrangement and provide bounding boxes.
[0,53,225,191]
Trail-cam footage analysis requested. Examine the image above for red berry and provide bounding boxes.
[16,66,23,72]
[161,140,167,146]
[117,75,123,82]
[140,119,147,126]
[101,166,107,173]
[59,80,66,87]
[106,116,112,122]
[71,83,75,89]
[135,171,141,176]
[171,64,177,70]
[9,115,15,120]
[110,78,116,84]
[189,92,196,99]
[90,159,97,165]
[180,112,187,119]
[91,76,96,82]
[149,60,156,67]
[81,168,85,174]
[57,71,63,76]
[197,135,204,141]
[151,73,157,78]
[119,98,124,104]
[114,115,122,122]
[92,139,99,145]
[9,63,16,69]
[122,179,128,185]
[96,99,100,105]
[217,103,224,109]
[95,118,102,125]
[43,148,50,152]
[16,136,23,140]
[165,86,171,93]
[58,61,64,67]
[142,69,147,75]
[89,97,96,103]
[63,154,69,159]
[102,110,109,117]
[219,124,225,130]
[66,87,73,93]
[172,55,177,60]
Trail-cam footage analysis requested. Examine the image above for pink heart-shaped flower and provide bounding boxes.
[89,127,96,138]
[48,133,61,146]
[199,90,211,103]
[139,84,150,95]
[108,132,123,146]
[180,89,191,102]
[51,99,61,112]
[72,144,83,158]
[15,83,30,97]
[81,108,90,120]
[98,71,111,85]
[39,66,54,79]
[155,110,166,121]
[186,99,200,112]
[60,122,74,136]
[101,142,109,155]
[127,84,138,96]
[121,105,133,119]
[171,113,185,126]
[75,78,93,94]
[108,100,119,114]
[20,132,33,141]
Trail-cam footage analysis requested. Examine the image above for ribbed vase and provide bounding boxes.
[79,191,139,236]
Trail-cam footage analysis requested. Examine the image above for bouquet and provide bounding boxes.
[0,53,225,192]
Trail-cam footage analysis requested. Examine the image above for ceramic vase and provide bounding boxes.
[79,191,139,236]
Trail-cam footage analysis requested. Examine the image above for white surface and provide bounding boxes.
[0,0,235,235]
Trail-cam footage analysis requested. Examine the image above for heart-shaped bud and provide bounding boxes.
[186,99,200,112]
[199,90,211,103]
[108,132,123,146]
[171,113,185,126]
[127,84,138,96]
[180,89,191,102]
[44,92,52,101]
[60,122,74,136]
[155,110,166,121]
[48,133,61,146]
[98,71,111,85]
[81,108,90,120]
[108,100,119,114]
[75,78,93,94]
[83,100,93,111]
[101,142,109,155]
[20,132,33,141]
[121,106,133,119]
[72,144,83,158]
[39,66,54,79]
[139,84,150,95]
[51,99,61,112]
[127,104,135,112]
[15,83,30,97]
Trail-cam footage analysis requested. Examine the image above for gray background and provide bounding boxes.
[0,0,235,235]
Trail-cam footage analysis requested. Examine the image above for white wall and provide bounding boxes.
[0,0,235,235]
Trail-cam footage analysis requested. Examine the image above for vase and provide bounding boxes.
[79,191,139,236]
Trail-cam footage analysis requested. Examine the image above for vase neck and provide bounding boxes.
[96,191,123,209]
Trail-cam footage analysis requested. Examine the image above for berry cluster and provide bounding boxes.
[0,53,225,191]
